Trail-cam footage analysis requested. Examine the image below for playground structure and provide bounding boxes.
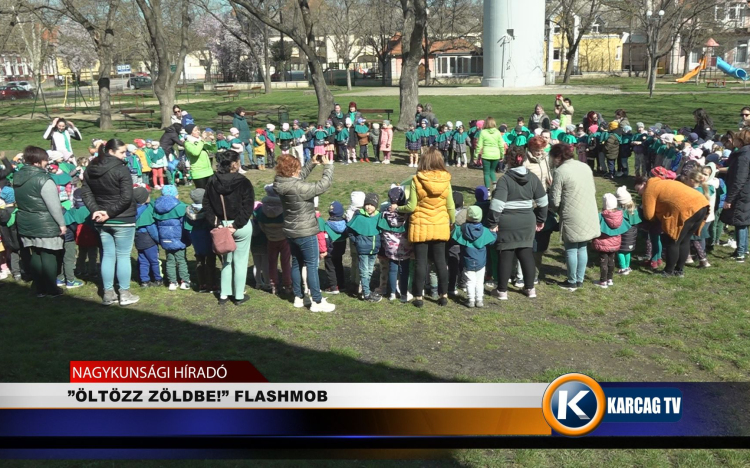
[676,38,749,85]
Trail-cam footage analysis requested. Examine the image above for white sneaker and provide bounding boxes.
[168,282,178,291]
[238,168,247,174]
[607,279,614,286]
[179,281,191,290]
[724,239,738,249]
[0,270,8,280]
[389,293,397,301]
[293,296,305,308]
[310,297,335,313]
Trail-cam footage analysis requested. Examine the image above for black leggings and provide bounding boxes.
[324,240,347,289]
[413,241,448,297]
[193,177,210,189]
[661,207,708,273]
[497,247,535,292]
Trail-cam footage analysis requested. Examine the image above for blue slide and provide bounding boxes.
[716,57,749,80]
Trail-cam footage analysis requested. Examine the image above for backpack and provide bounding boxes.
[76,223,99,248]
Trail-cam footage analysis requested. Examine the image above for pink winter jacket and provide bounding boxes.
[592,210,624,253]
[380,128,393,152]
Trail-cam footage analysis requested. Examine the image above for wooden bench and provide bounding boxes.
[249,86,263,97]
[121,108,155,128]
[214,84,234,94]
[221,90,241,102]
[359,108,394,121]
[706,78,726,88]
[193,83,204,95]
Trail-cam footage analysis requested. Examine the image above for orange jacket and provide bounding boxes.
[641,178,709,240]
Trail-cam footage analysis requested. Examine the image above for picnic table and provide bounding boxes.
[706,78,726,88]
[121,108,155,129]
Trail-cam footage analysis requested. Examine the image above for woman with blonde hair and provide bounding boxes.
[391,148,456,307]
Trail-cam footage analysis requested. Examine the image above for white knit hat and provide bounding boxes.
[266,123,276,132]
[47,150,64,162]
[603,193,617,211]
[229,127,239,135]
[282,122,289,131]
[455,121,463,128]
[350,191,365,208]
[446,121,453,129]
[615,186,632,205]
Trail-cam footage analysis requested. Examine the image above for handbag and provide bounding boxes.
[210,194,237,255]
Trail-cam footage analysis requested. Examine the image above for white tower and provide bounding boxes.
[482,0,546,88]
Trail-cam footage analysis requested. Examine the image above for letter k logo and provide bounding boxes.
[556,390,590,420]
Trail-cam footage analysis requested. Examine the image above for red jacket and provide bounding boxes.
[592,210,624,253]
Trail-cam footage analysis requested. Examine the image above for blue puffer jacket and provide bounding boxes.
[154,196,186,251]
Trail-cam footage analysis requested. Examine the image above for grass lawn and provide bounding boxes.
[2,88,750,466]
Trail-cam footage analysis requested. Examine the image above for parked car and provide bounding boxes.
[6,81,32,91]
[127,77,153,90]
[0,86,34,100]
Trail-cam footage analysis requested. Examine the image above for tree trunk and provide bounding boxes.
[154,83,176,129]
[97,50,113,130]
[309,58,334,124]
[396,0,427,130]
[263,31,272,94]
[346,64,352,90]
[648,57,657,98]
[563,49,576,83]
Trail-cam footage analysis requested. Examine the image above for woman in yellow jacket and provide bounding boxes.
[476,117,505,190]
[390,148,456,308]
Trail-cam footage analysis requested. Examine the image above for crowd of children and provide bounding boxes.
[0,103,746,308]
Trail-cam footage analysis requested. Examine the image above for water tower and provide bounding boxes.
[482,0,546,88]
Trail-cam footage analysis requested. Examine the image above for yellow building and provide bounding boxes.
[545,31,623,74]
[55,57,100,82]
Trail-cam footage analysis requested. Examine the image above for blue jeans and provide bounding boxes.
[736,226,749,256]
[388,258,410,296]
[358,254,376,296]
[564,241,588,284]
[289,234,321,303]
[98,225,135,291]
[619,156,629,176]
[606,159,615,177]
[137,245,162,283]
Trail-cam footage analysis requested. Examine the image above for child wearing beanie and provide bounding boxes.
[335,121,349,163]
[134,186,162,287]
[632,122,648,178]
[347,192,382,302]
[321,200,348,294]
[603,121,621,179]
[405,123,421,168]
[370,122,381,163]
[451,205,496,308]
[324,120,336,162]
[265,123,277,168]
[253,129,267,171]
[346,117,358,163]
[617,125,633,177]
[381,121,394,164]
[186,188,217,292]
[378,186,412,301]
[592,193,630,288]
[615,186,642,274]
[346,191,366,292]
[355,118,371,163]
[278,122,293,156]
[154,185,191,291]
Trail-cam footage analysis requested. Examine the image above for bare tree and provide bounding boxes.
[363,0,400,86]
[396,0,427,130]
[133,0,191,127]
[324,0,367,90]
[10,3,58,93]
[422,0,482,85]
[59,0,119,129]
[552,0,603,83]
[232,0,335,123]
[606,0,721,97]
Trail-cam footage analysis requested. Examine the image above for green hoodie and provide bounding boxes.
[184,139,215,180]
[476,127,505,161]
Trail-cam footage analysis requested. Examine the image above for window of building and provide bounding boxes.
[590,23,600,34]
[737,41,748,63]
[553,48,561,61]
[615,46,621,61]
[435,55,483,76]
[553,24,560,34]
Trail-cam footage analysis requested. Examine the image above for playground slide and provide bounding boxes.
[716,56,749,80]
[676,56,707,83]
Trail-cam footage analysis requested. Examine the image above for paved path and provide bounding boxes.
[339,85,749,97]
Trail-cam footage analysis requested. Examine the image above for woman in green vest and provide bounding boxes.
[13,146,66,297]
